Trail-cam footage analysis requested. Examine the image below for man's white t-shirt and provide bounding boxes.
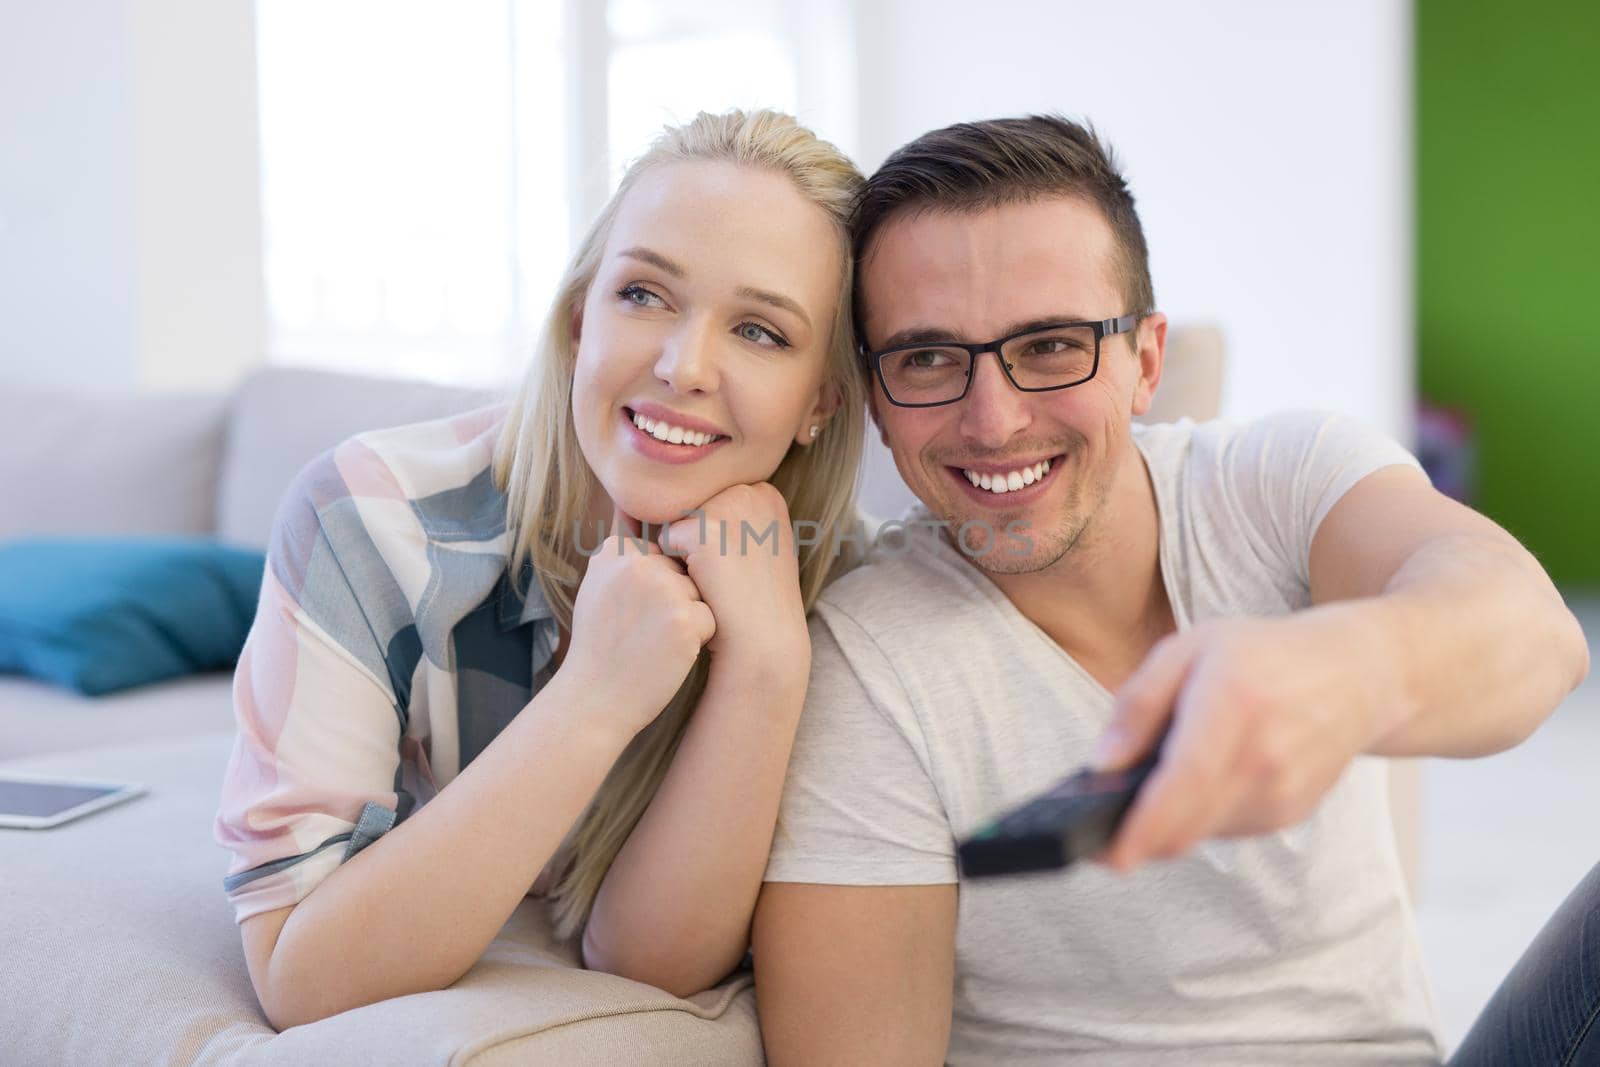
[765,411,1443,1065]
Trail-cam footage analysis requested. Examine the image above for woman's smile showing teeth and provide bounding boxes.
[631,410,722,447]
[622,405,730,465]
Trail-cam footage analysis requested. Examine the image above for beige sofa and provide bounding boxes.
[2,330,1415,1065]
[0,366,766,1064]
[2,733,760,1065]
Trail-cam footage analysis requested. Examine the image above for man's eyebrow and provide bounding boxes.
[874,316,1092,351]
[735,286,811,330]
[617,246,684,276]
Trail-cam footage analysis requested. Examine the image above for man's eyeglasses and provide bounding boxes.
[863,314,1139,408]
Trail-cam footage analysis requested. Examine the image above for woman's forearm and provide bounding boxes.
[259,673,632,1029]
[583,650,809,996]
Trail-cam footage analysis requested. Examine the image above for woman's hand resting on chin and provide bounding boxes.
[555,508,717,738]
[656,483,810,670]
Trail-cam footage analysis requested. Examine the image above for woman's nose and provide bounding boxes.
[653,319,720,394]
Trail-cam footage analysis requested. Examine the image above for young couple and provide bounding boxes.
[216,110,1593,1064]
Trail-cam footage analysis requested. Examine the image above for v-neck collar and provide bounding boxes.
[906,428,1188,702]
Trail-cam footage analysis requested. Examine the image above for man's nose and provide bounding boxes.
[653,319,720,394]
[959,350,1032,449]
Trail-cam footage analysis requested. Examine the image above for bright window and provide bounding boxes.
[607,0,798,184]
[255,0,854,387]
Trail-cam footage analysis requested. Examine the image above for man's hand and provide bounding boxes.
[1093,461,1588,873]
[1090,604,1406,872]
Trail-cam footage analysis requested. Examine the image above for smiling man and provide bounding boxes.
[750,116,1592,1065]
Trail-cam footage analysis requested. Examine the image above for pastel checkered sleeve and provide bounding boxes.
[213,451,407,925]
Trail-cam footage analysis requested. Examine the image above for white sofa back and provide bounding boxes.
[213,367,499,548]
[0,367,495,547]
[0,385,228,538]
[3,324,1224,548]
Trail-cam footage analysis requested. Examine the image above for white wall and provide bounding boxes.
[854,0,1413,437]
[2,0,1407,424]
[0,0,140,389]
[0,0,263,394]
[128,0,264,391]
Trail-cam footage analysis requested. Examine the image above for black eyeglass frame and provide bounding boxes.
[863,313,1141,409]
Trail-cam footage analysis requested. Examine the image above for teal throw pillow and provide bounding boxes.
[0,537,266,696]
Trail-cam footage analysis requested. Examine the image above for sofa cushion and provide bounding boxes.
[0,672,235,760]
[0,383,227,539]
[216,367,499,549]
[0,733,762,1066]
[0,538,264,696]
[1136,323,1225,424]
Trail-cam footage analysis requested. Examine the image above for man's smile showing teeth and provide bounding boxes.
[961,458,1052,494]
[630,410,724,447]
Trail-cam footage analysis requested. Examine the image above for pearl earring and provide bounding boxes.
[809,425,820,439]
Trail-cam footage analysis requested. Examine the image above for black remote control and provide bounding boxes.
[957,754,1159,878]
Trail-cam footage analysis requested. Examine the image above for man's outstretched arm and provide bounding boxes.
[1305,464,1588,755]
[753,882,957,1067]
[1096,464,1589,869]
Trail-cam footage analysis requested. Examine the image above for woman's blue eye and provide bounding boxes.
[736,322,789,348]
[617,285,663,308]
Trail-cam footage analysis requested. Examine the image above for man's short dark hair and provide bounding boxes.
[850,115,1156,340]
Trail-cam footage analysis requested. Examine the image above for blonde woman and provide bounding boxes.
[215,110,867,1029]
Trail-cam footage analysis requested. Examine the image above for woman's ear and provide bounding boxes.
[793,379,844,448]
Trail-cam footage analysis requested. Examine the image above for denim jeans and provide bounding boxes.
[1449,859,1600,1066]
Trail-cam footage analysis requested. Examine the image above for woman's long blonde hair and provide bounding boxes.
[491,109,867,941]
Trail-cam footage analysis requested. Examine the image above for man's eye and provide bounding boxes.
[1019,335,1094,360]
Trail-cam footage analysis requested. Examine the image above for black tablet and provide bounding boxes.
[0,774,145,829]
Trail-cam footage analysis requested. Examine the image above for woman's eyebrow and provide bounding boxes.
[736,286,810,330]
[618,246,809,331]
[617,246,684,276]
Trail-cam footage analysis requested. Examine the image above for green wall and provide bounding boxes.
[1417,1,1600,586]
